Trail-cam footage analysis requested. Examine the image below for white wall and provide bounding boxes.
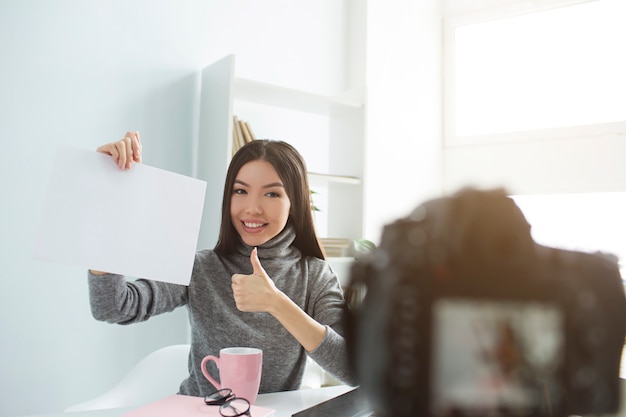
[363,0,444,243]
[0,1,352,415]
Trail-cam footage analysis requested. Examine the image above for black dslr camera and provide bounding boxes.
[346,188,626,417]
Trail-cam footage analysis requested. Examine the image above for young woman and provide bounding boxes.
[88,131,355,397]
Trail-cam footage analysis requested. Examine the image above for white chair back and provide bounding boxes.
[65,344,190,411]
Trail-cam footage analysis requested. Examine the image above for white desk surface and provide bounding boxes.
[17,385,355,417]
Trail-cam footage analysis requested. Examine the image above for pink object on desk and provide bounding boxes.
[201,347,263,404]
[122,394,275,417]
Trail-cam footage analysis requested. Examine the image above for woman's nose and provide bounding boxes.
[245,199,263,214]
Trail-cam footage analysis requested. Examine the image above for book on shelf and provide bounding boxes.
[240,120,253,143]
[244,121,256,141]
[232,115,257,155]
[232,116,245,156]
[320,237,353,258]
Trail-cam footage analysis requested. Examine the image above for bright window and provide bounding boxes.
[512,192,626,280]
[443,0,626,279]
[449,0,626,139]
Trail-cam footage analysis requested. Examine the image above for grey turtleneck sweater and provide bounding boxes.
[88,225,355,397]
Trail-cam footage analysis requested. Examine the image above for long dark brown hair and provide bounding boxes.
[214,140,325,260]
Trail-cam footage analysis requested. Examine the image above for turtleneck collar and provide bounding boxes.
[234,222,300,261]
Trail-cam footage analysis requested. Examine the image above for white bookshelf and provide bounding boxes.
[195,54,365,250]
[234,78,363,115]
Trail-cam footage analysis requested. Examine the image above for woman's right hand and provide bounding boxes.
[97,131,142,170]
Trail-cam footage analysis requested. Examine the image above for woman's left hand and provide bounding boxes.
[233,250,326,352]
[231,248,280,313]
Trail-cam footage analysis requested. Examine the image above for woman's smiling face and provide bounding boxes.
[230,159,292,247]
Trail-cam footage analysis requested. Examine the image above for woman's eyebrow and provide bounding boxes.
[263,182,285,189]
[234,179,284,188]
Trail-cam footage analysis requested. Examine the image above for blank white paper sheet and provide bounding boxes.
[34,145,207,285]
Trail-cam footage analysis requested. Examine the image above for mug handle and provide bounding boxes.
[201,355,222,389]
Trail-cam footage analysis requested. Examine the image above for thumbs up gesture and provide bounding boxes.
[231,247,279,313]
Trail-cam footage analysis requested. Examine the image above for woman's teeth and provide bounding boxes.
[244,222,264,229]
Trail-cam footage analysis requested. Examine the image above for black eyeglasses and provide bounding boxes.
[204,388,251,417]
[205,388,236,406]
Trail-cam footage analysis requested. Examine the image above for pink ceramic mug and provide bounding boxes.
[201,347,263,404]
